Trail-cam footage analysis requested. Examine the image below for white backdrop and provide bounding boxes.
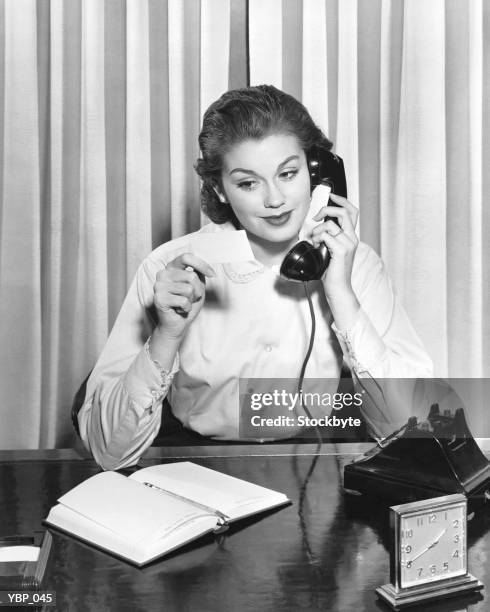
[0,0,488,449]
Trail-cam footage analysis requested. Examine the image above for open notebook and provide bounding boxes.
[44,462,290,566]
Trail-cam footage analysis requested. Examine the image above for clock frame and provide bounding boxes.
[376,494,483,610]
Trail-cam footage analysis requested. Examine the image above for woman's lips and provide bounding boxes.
[262,211,292,226]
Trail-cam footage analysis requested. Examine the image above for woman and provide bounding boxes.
[78,85,433,470]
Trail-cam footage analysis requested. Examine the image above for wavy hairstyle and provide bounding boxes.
[194,84,333,225]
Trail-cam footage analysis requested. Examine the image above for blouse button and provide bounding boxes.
[265,345,273,352]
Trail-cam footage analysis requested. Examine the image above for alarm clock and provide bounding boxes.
[376,493,483,609]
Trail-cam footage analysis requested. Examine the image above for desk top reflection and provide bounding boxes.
[1,443,489,612]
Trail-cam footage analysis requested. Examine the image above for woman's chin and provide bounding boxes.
[254,227,299,246]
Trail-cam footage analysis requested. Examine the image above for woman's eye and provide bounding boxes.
[237,180,257,191]
[279,169,298,180]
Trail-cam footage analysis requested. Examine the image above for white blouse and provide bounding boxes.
[78,222,433,470]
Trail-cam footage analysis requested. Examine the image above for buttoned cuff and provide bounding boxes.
[332,308,386,375]
[122,339,179,416]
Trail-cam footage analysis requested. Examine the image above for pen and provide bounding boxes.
[143,481,230,532]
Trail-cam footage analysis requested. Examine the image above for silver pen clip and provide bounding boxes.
[143,481,230,534]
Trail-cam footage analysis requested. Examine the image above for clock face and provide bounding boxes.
[399,502,466,588]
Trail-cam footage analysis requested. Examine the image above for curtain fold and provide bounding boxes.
[335,0,359,210]
[446,0,484,377]
[1,0,42,448]
[392,0,449,371]
[200,0,231,225]
[40,0,63,447]
[249,0,283,87]
[167,0,202,240]
[126,0,152,285]
[0,0,487,449]
[200,0,230,118]
[78,0,109,358]
[302,0,328,137]
[483,0,490,376]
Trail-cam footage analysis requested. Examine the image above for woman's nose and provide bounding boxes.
[263,181,285,209]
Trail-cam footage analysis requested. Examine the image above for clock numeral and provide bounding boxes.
[418,567,424,577]
[404,545,412,554]
[406,561,412,569]
[443,562,449,572]
[453,549,459,558]
[453,519,459,528]
[417,517,424,527]
[454,534,460,544]
[429,513,436,523]
[402,529,413,539]
[429,564,437,575]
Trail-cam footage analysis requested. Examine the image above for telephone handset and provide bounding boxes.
[280,146,348,281]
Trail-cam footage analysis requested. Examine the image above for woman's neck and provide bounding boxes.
[246,233,298,267]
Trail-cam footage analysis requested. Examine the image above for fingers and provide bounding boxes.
[170,280,204,302]
[154,253,213,318]
[326,193,359,221]
[329,192,358,215]
[163,292,194,315]
[312,193,359,232]
[311,219,357,252]
[158,268,204,296]
[311,208,358,246]
[166,253,216,278]
[155,268,204,305]
[312,204,353,234]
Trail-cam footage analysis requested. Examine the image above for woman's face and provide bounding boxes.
[219,133,311,251]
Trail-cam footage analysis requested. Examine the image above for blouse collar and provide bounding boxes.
[207,221,277,284]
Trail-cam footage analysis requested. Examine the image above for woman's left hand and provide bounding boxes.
[310,193,359,302]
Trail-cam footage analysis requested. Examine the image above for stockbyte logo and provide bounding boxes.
[238,377,490,440]
[238,378,365,440]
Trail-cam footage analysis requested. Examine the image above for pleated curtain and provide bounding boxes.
[0,0,488,449]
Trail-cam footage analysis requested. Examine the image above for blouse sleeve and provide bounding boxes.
[77,257,178,471]
[331,243,434,436]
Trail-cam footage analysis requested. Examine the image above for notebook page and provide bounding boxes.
[45,503,217,565]
[131,462,288,518]
[57,471,219,543]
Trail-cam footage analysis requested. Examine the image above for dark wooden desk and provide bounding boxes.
[1,444,489,612]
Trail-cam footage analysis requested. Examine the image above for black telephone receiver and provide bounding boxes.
[279,146,348,281]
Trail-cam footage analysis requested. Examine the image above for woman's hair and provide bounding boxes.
[195,84,333,225]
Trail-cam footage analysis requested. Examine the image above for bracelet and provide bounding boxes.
[144,337,179,393]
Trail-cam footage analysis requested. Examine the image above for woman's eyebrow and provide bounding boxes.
[229,167,257,176]
[229,155,300,176]
[277,154,300,169]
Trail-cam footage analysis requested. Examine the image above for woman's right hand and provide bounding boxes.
[153,253,215,340]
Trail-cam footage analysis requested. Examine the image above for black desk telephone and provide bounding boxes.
[344,404,490,514]
[280,145,347,281]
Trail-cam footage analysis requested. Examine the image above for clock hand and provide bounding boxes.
[408,528,448,564]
